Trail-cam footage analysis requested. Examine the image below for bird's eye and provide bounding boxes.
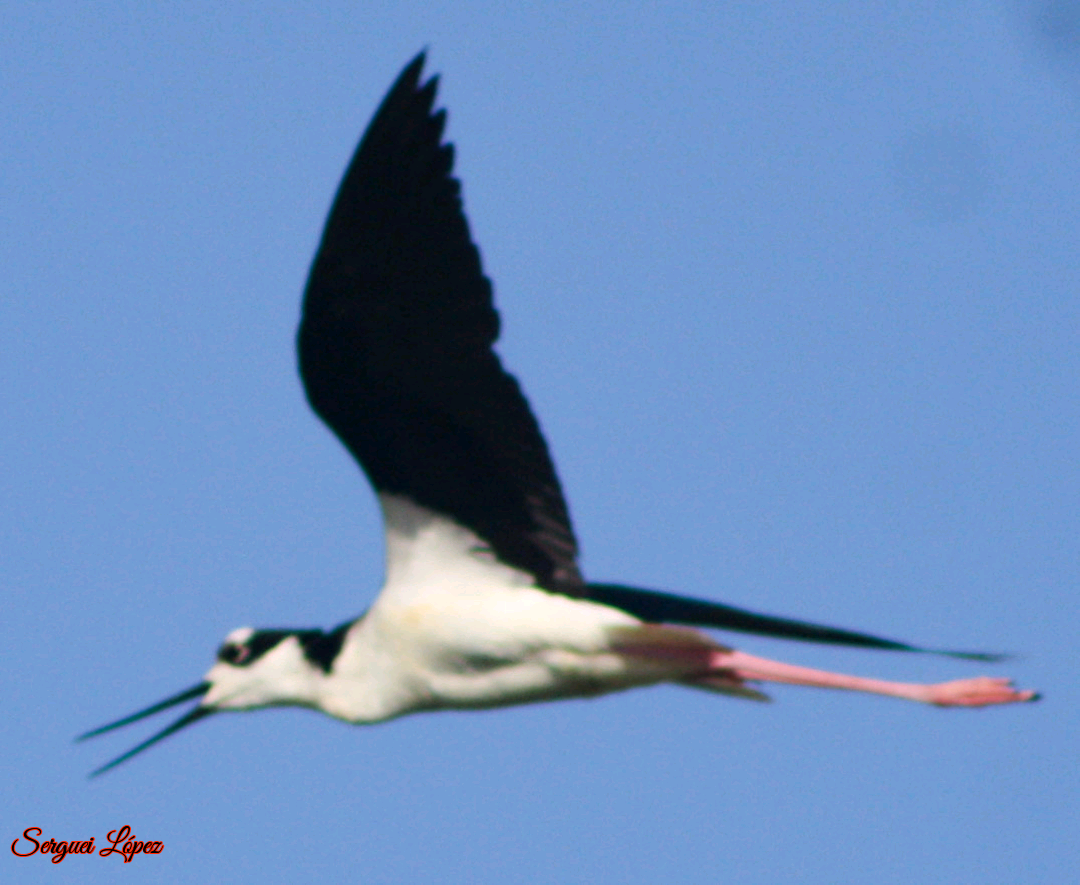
[217,643,250,665]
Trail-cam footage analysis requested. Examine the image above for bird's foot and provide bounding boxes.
[926,676,1040,707]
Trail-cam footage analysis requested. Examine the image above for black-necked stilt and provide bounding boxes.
[80,53,1037,777]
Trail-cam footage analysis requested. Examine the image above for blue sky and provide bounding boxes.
[4,3,1078,883]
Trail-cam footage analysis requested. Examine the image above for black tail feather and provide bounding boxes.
[586,583,1005,662]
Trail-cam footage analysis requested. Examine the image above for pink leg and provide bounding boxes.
[710,649,1039,707]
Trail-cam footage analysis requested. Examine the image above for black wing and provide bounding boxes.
[587,583,1006,660]
[298,53,583,595]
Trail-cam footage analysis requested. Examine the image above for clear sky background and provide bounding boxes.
[4,3,1078,883]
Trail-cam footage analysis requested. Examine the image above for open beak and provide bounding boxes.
[77,682,213,777]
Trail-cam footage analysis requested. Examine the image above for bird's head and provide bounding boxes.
[78,622,351,776]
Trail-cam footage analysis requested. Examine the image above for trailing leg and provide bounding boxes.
[705,649,1039,707]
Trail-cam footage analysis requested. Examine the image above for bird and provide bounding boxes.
[79,52,1038,777]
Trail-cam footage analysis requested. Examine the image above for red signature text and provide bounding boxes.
[11,826,163,863]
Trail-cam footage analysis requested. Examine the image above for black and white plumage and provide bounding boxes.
[299,54,580,595]
[80,53,1036,777]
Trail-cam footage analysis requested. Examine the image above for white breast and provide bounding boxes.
[320,494,663,721]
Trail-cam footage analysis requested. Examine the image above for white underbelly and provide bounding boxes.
[368,586,672,711]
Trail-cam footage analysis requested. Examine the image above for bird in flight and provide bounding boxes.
[80,53,1037,777]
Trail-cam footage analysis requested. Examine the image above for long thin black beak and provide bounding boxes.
[78,681,212,777]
